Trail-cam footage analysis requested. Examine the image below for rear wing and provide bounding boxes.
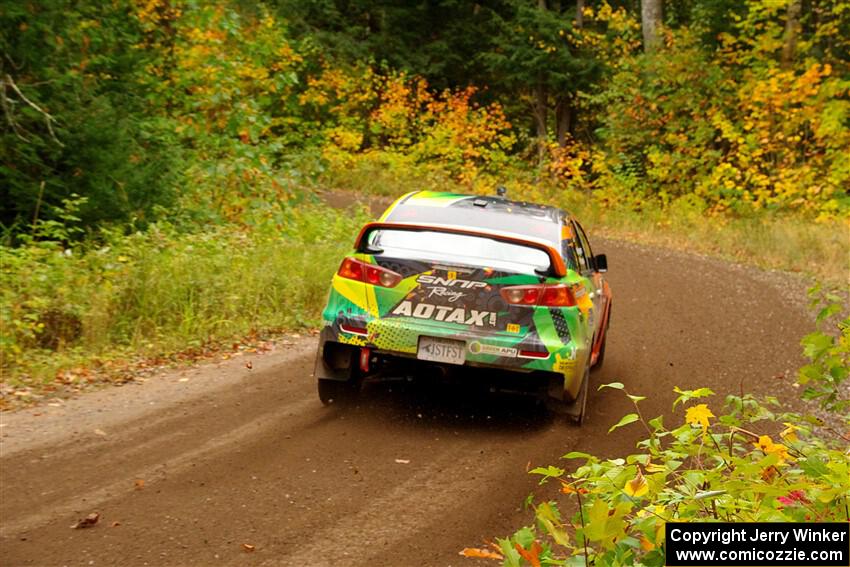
[354,222,567,277]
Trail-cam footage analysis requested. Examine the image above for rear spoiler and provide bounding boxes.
[354,222,567,277]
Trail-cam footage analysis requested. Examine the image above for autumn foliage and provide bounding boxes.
[1,0,848,398]
[473,292,849,567]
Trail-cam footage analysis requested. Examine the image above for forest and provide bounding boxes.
[1,0,848,391]
[1,3,849,566]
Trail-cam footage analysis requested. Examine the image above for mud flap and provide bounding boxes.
[313,329,357,382]
[546,366,589,426]
[314,329,363,405]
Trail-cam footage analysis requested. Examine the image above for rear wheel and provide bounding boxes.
[565,366,590,425]
[546,365,590,426]
[317,378,360,406]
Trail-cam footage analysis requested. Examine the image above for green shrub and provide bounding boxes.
[0,203,370,389]
[468,293,849,566]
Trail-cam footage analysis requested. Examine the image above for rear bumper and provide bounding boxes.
[315,315,589,399]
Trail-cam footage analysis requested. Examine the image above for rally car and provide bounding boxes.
[313,190,611,423]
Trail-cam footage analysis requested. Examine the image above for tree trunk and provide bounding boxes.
[575,0,584,27]
[532,82,548,163]
[555,98,573,147]
[532,0,549,163]
[641,0,663,52]
[781,0,803,69]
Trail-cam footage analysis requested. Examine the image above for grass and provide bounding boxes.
[560,197,849,286]
[0,205,371,400]
[2,166,847,406]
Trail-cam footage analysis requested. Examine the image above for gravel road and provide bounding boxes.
[0,236,814,567]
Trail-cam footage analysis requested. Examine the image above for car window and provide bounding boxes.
[571,220,593,273]
[369,229,551,275]
[560,224,579,271]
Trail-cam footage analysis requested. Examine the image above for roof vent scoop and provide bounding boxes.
[473,198,488,207]
[496,186,507,198]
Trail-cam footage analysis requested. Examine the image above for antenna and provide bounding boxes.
[496,186,507,198]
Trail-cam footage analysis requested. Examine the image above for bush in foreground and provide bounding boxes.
[462,292,849,566]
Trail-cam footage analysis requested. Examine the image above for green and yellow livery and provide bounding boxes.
[314,190,612,424]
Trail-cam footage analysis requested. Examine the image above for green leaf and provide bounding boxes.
[498,537,523,567]
[608,413,639,434]
[800,456,829,478]
[585,498,609,541]
[673,386,715,410]
[816,303,842,324]
[599,382,625,391]
[536,502,570,547]
[562,451,593,460]
[694,490,726,500]
[530,465,565,480]
[801,332,833,359]
[514,526,536,548]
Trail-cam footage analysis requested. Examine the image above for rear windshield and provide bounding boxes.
[368,229,551,274]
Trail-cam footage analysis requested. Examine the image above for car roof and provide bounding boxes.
[379,191,569,246]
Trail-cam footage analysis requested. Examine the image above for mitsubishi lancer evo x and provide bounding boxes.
[313,190,611,423]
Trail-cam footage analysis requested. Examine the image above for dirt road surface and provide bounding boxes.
[0,236,813,567]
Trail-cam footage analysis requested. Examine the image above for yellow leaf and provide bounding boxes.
[755,435,792,464]
[685,404,714,432]
[755,435,775,452]
[624,469,649,498]
[780,423,799,443]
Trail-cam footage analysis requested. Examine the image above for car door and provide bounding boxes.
[568,220,597,322]
[572,219,610,354]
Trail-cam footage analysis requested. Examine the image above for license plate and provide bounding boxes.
[417,336,466,365]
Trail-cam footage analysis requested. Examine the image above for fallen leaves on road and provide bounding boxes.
[459,547,503,560]
[394,459,410,464]
[134,479,145,490]
[93,428,107,437]
[245,361,253,369]
[1,330,284,410]
[71,512,100,529]
[242,543,255,552]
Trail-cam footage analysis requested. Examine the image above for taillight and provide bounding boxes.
[518,349,550,360]
[500,284,576,307]
[337,257,402,288]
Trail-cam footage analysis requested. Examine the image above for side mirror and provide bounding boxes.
[594,254,608,273]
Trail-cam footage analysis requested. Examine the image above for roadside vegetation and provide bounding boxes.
[462,290,849,566]
[1,0,848,404]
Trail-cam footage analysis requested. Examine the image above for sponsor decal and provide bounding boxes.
[427,287,466,302]
[506,323,520,334]
[468,341,517,357]
[391,300,497,327]
[416,274,487,290]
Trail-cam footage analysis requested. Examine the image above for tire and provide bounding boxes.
[591,331,607,371]
[317,378,360,406]
[546,365,590,426]
[566,366,590,425]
